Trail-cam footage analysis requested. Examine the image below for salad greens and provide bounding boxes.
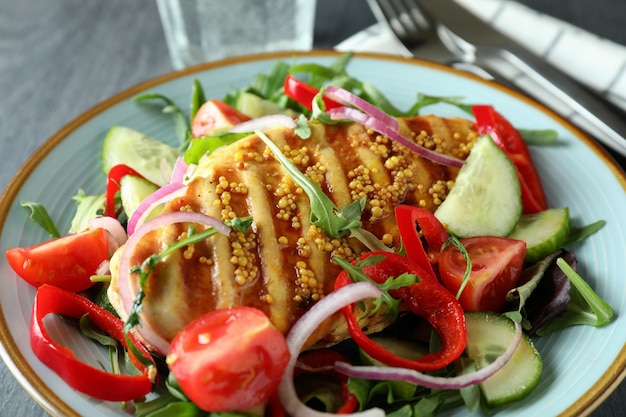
[15,53,616,417]
[19,199,60,238]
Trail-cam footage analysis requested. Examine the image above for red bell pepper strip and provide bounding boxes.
[334,251,466,372]
[104,164,153,218]
[471,105,548,214]
[395,205,448,273]
[294,349,359,414]
[30,284,156,401]
[283,74,343,112]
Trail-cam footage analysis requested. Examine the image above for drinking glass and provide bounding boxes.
[157,0,317,69]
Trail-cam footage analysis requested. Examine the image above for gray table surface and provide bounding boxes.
[1,0,625,416]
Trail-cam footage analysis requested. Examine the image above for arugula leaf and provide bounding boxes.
[133,93,190,150]
[189,79,206,124]
[405,94,472,116]
[225,216,253,232]
[256,130,363,238]
[441,236,472,300]
[294,114,312,139]
[536,257,614,335]
[183,132,251,165]
[135,391,204,417]
[333,255,417,320]
[518,128,559,146]
[565,219,606,245]
[20,200,60,238]
[257,130,394,252]
[79,314,120,374]
[360,81,406,117]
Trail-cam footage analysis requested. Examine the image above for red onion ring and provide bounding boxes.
[328,107,464,168]
[277,281,385,417]
[126,183,188,236]
[324,86,398,131]
[95,259,110,276]
[228,114,296,133]
[334,320,523,390]
[88,216,128,254]
[169,157,189,184]
[117,211,231,355]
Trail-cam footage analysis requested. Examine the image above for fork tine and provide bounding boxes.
[367,0,431,44]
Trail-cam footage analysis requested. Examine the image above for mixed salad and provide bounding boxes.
[5,53,615,417]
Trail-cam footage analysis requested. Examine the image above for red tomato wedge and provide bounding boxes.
[6,228,109,292]
[438,236,526,312]
[167,306,290,412]
[191,99,251,137]
[472,105,548,214]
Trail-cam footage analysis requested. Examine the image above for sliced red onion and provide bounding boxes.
[126,183,188,236]
[117,211,231,355]
[335,320,523,390]
[329,107,464,168]
[169,157,189,184]
[228,114,296,133]
[324,86,398,131]
[95,259,110,276]
[88,216,128,254]
[277,281,385,417]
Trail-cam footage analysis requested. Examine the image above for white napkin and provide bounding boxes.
[336,0,626,112]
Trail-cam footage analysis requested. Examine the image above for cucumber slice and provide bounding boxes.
[465,311,542,406]
[119,175,159,220]
[508,207,571,263]
[235,91,297,118]
[435,134,522,237]
[101,126,180,186]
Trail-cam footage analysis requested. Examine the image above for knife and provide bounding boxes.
[413,0,626,156]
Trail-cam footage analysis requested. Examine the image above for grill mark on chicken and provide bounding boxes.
[110,115,478,350]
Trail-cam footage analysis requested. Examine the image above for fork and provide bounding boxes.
[367,0,626,156]
[365,0,514,89]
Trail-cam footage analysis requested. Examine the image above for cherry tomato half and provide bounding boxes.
[6,228,109,292]
[167,306,290,412]
[191,99,251,137]
[438,236,526,312]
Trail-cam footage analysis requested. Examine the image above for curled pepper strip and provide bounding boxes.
[395,205,448,271]
[30,284,156,401]
[334,251,466,372]
[283,74,343,111]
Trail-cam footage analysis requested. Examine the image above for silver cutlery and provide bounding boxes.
[367,0,626,157]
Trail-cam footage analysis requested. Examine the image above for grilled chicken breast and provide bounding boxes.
[108,115,477,351]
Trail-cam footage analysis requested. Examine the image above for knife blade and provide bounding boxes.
[414,0,626,156]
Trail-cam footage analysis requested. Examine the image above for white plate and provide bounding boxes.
[1,51,625,417]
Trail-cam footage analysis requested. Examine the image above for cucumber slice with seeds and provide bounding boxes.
[119,175,159,220]
[435,134,522,237]
[102,126,180,186]
[465,311,542,406]
[508,207,571,263]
